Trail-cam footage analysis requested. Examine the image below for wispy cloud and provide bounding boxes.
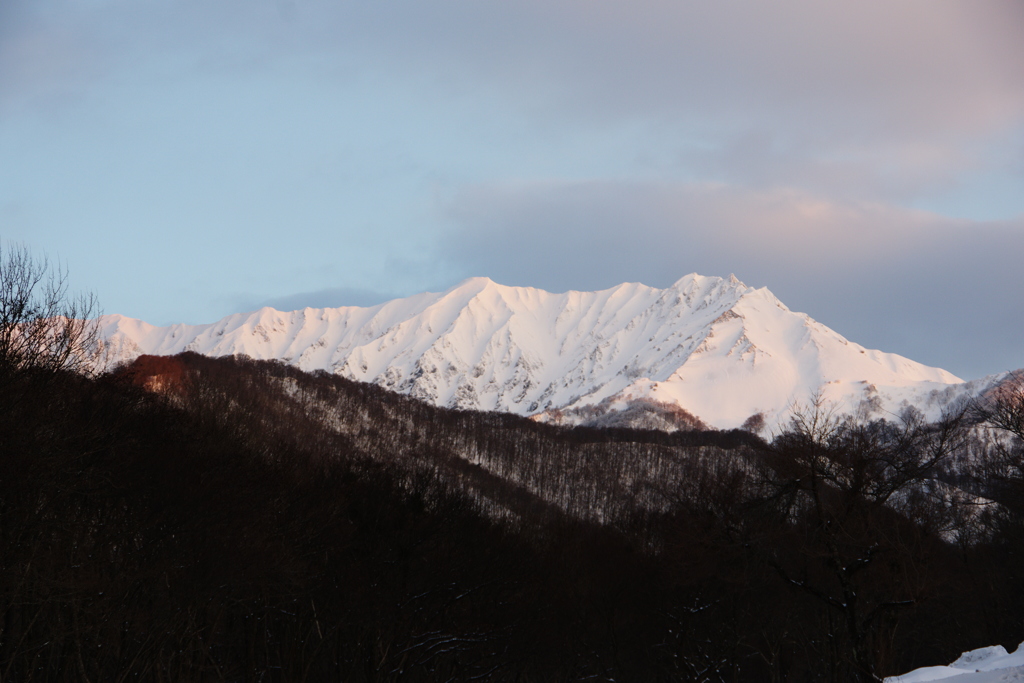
[233,286,397,314]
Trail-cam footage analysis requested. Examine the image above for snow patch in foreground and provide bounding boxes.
[886,643,1024,682]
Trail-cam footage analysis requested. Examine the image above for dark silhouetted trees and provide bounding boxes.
[0,243,98,383]
[0,351,1020,681]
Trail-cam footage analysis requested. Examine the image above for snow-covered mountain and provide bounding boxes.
[886,642,1024,683]
[97,274,994,430]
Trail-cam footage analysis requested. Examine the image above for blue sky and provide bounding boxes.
[2,0,1023,379]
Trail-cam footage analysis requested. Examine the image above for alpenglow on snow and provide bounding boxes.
[97,274,976,430]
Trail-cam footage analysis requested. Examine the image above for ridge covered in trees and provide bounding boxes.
[2,346,1023,681]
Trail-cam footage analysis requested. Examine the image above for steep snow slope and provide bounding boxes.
[97,274,974,430]
[886,642,1024,682]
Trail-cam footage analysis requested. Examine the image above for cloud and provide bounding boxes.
[437,180,1024,378]
[370,2,1023,142]
[233,286,397,314]
[440,180,944,283]
[5,0,1020,207]
[8,1,1024,134]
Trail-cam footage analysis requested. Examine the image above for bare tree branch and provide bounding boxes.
[0,243,99,381]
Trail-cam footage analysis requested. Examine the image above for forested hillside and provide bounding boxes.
[2,352,1023,681]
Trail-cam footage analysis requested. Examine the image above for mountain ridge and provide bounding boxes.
[97,273,979,430]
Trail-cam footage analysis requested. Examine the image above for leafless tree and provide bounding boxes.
[975,371,1024,442]
[754,396,970,682]
[0,243,99,380]
[969,371,1024,524]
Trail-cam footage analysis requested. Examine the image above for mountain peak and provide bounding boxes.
[669,272,750,296]
[451,276,497,290]
[443,276,501,300]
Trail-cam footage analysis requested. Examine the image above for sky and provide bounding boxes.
[1,0,1023,380]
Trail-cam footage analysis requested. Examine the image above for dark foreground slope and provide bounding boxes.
[1,353,1022,682]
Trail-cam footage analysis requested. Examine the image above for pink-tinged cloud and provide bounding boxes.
[6,1,1023,135]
